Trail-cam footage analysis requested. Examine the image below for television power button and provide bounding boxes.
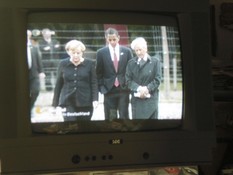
[71,154,81,164]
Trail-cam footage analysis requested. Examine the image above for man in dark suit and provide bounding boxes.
[38,28,61,91]
[96,27,133,120]
[27,30,45,110]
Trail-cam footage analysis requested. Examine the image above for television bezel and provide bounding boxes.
[0,0,215,174]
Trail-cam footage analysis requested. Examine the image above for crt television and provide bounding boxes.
[0,0,215,174]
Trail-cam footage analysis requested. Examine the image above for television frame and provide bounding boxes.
[0,0,215,174]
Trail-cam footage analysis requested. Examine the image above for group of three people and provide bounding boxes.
[50,27,161,121]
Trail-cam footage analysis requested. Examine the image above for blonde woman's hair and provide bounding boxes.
[65,40,86,52]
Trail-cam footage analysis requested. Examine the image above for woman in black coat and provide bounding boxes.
[52,40,98,121]
[126,37,161,119]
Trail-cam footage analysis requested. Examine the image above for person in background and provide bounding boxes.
[38,28,61,91]
[52,40,98,121]
[27,30,46,111]
[96,27,133,120]
[125,37,161,119]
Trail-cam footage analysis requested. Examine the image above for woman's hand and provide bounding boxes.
[93,101,99,108]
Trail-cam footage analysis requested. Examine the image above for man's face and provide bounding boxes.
[43,30,52,40]
[106,34,120,48]
[134,44,147,59]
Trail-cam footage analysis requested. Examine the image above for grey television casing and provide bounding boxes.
[0,0,215,174]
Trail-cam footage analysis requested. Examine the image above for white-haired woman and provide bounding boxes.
[126,37,161,119]
[52,40,98,121]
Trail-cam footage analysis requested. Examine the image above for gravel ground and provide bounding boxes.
[31,91,182,123]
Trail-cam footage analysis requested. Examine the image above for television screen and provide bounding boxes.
[27,12,183,134]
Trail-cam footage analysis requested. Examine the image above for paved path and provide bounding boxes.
[31,92,182,123]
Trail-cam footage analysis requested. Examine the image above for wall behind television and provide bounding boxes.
[210,0,233,60]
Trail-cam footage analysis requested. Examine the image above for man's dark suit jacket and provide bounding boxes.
[29,46,44,109]
[96,46,132,94]
[29,46,43,80]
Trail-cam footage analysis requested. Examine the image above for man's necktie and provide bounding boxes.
[113,49,119,87]
[139,59,145,68]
